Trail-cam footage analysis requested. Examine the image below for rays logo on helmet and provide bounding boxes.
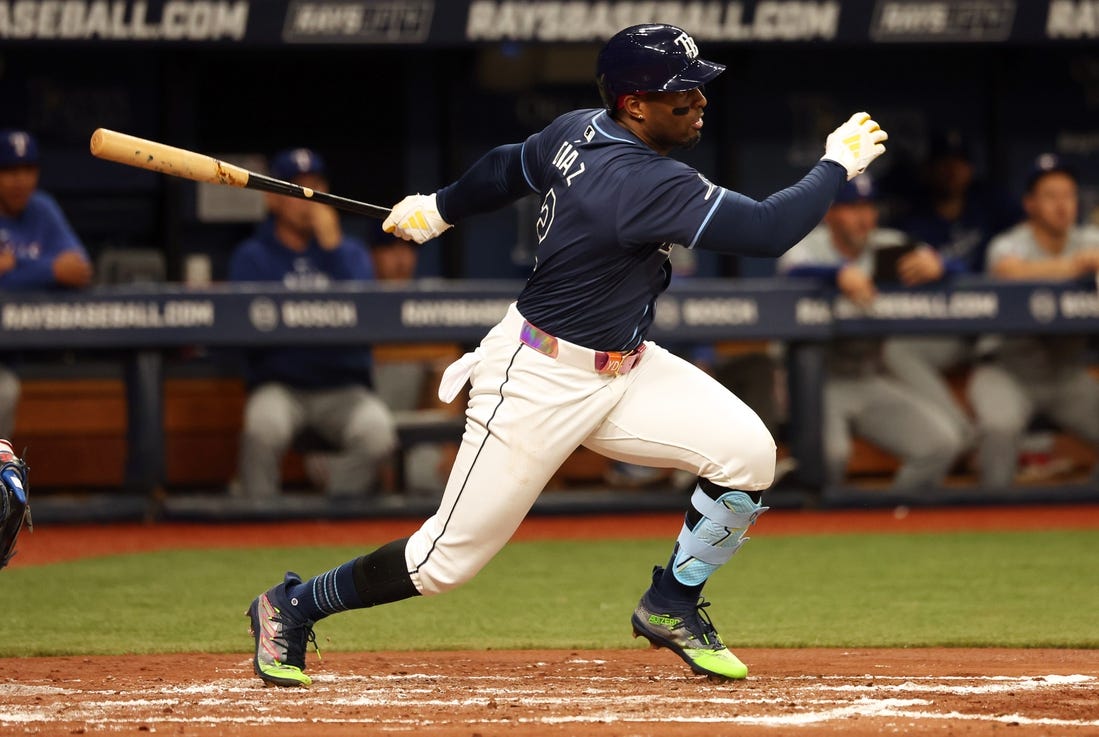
[673,32,699,58]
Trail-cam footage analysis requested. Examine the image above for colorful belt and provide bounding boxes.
[519,320,646,376]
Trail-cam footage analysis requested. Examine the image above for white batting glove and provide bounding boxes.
[822,112,888,181]
[382,192,452,244]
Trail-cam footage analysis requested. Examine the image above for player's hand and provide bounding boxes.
[822,112,888,181]
[898,246,945,286]
[52,251,93,287]
[837,264,877,306]
[1071,249,1099,275]
[383,193,452,244]
[310,204,343,250]
[0,250,15,275]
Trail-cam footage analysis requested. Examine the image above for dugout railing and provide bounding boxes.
[2,277,1096,521]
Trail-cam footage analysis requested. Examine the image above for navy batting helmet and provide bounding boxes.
[596,24,725,114]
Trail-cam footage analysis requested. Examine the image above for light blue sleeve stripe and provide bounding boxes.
[688,187,727,249]
[519,140,538,193]
[591,112,635,144]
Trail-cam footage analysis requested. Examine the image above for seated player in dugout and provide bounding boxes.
[227,148,397,498]
[967,154,1099,489]
[0,129,93,439]
[880,131,1024,464]
[245,24,887,686]
[778,175,968,490]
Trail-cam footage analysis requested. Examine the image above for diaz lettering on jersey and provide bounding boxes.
[0,0,249,41]
[552,140,586,187]
[466,1,840,42]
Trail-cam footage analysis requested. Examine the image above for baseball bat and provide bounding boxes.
[89,128,390,219]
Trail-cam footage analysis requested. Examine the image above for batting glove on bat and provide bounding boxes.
[382,193,452,244]
[822,112,888,181]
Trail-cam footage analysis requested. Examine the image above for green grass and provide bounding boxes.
[2,530,1096,657]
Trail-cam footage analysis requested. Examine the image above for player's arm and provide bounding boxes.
[436,143,534,222]
[696,112,886,257]
[384,142,534,244]
[695,160,846,257]
[990,251,1099,280]
[0,196,92,289]
[985,229,1099,281]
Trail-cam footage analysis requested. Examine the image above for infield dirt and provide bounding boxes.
[3,504,1098,736]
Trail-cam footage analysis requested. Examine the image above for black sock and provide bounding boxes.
[351,537,421,607]
[651,480,764,605]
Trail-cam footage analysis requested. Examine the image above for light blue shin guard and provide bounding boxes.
[672,486,769,586]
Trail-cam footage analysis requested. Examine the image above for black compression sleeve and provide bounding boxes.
[435,143,533,223]
[351,537,420,606]
[696,160,846,258]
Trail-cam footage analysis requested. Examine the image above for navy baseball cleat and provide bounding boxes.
[631,567,748,680]
[246,571,320,687]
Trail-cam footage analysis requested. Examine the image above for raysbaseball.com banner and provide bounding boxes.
[0,0,1097,45]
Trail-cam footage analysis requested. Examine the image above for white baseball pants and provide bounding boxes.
[404,303,776,596]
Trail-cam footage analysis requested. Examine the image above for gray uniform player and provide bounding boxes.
[968,155,1099,488]
[778,176,967,489]
[245,24,887,686]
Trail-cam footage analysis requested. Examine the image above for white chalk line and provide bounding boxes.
[2,673,1097,729]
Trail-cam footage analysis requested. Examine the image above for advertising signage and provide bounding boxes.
[0,0,1096,46]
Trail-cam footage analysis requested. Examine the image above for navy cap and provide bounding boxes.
[0,129,39,168]
[1025,153,1076,192]
[834,174,877,205]
[269,147,326,181]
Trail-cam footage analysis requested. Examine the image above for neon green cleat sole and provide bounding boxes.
[631,607,748,680]
[253,659,312,688]
[246,588,316,688]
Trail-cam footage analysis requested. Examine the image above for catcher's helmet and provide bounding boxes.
[596,24,725,113]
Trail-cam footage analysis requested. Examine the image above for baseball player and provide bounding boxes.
[228,148,397,498]
[777,175,968,489]
[0,129,93,439]
[247,23,888,686]
[967,154,1099,488]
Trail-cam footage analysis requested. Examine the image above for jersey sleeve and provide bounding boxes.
[435,142,533,223]
[695,161,846,257]
[983,230,1022,270]
[0,194,89,290]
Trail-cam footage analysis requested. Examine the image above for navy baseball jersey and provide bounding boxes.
[228,219,376,389]
[438,109,844,352]
[0,191,87,290]
[516,109,723,351]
